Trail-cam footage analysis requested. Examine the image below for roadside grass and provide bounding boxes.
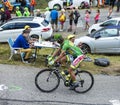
[0,43,120,76]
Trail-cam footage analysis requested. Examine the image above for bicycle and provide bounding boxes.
[35,57,94,93]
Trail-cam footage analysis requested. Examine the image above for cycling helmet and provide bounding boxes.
[67,34,75,40]
[54,34,64,44]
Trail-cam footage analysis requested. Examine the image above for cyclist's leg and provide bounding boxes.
[69,55,84,82]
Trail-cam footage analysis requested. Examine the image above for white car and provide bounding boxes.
[48,0,90,10]
[75,26,120,54]
[88,17,120,34]
[0,17,53,42]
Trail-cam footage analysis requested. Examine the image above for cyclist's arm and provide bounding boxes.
[52,48,61,58]
[54,50,66,63]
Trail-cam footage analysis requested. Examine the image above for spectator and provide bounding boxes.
[23,7,30,17]
[36,9,41,17]
[84,10,90,30]
[15,6,22,17]
[73,7,80,34]
[59,9,66,31]
[97,0,105,7]
[107,6,113,19]
[116,0,120,12]
[12,30,33,62]
[94,9,100,24]
[67,7,74,32]
[0,8,6,25]
[19,0,27,14]
[109,0,116,9]
[5,8,11,22]
[44,7,51,22]
[30,0,36,16]
[50,6,59,32]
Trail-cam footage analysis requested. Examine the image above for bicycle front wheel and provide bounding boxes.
[35,69,60,92]
[74,70,94,93]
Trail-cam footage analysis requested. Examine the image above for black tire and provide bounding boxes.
[81,43,91,54]
[74,70,94,93]
[91,29,96,34]
[54,4,61,11]
[35,69,60,92]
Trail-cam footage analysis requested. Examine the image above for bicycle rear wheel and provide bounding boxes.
[35,69,60,92]
[74,70,94,93]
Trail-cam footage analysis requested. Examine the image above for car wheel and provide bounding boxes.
[91,29,96,34]
[81,44,91,54]
[53,4,61,11]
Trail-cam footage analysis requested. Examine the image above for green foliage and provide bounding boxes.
[35,0,51,9]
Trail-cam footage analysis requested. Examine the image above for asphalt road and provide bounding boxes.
[0,64,120,105]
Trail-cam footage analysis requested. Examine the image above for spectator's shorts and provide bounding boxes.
[30,6,35,12]
[69,19,73,25]
[70,55,84,69]
[60,21,65,25]
[51,19,58,25]
[74,18,79,25]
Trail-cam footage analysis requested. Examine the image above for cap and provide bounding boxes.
[1,8,4,12]
[16,6,19,9]
[24,7,28,10]
[67,34,75,40]
[54,34,62,41]
[24,25,31,30]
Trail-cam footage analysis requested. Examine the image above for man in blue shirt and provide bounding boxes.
[50,6,58,32]
[13,30,32,61]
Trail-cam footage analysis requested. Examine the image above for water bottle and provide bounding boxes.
[39,34,42,44]
[61,70,71,86]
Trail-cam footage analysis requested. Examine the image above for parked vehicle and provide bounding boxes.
[0,17,53,42]
[75,26,120,54]
[0,0,30,11]
[48,0,90,10]
[88,17,120,34]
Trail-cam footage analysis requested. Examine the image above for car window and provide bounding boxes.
[26,23,40,28]
[41,20,49,27]
[118,21,120,26]
[1,23,16,30]
[94,28,118,38]
[102,20,117,26]
[15,23,40,29]
[15,23,26,29]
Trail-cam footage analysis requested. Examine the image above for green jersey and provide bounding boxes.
[62,40,83,57]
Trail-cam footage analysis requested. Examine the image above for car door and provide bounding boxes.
[14,22,26,38]
[92,28,120,53]
[0,23,16,42]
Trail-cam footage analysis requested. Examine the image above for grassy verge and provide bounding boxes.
[0,43,120,76]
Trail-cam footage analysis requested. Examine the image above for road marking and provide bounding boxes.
[109,99,120,105]
[0,84,8,91]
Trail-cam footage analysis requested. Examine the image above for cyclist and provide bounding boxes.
[48,34,85,89]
